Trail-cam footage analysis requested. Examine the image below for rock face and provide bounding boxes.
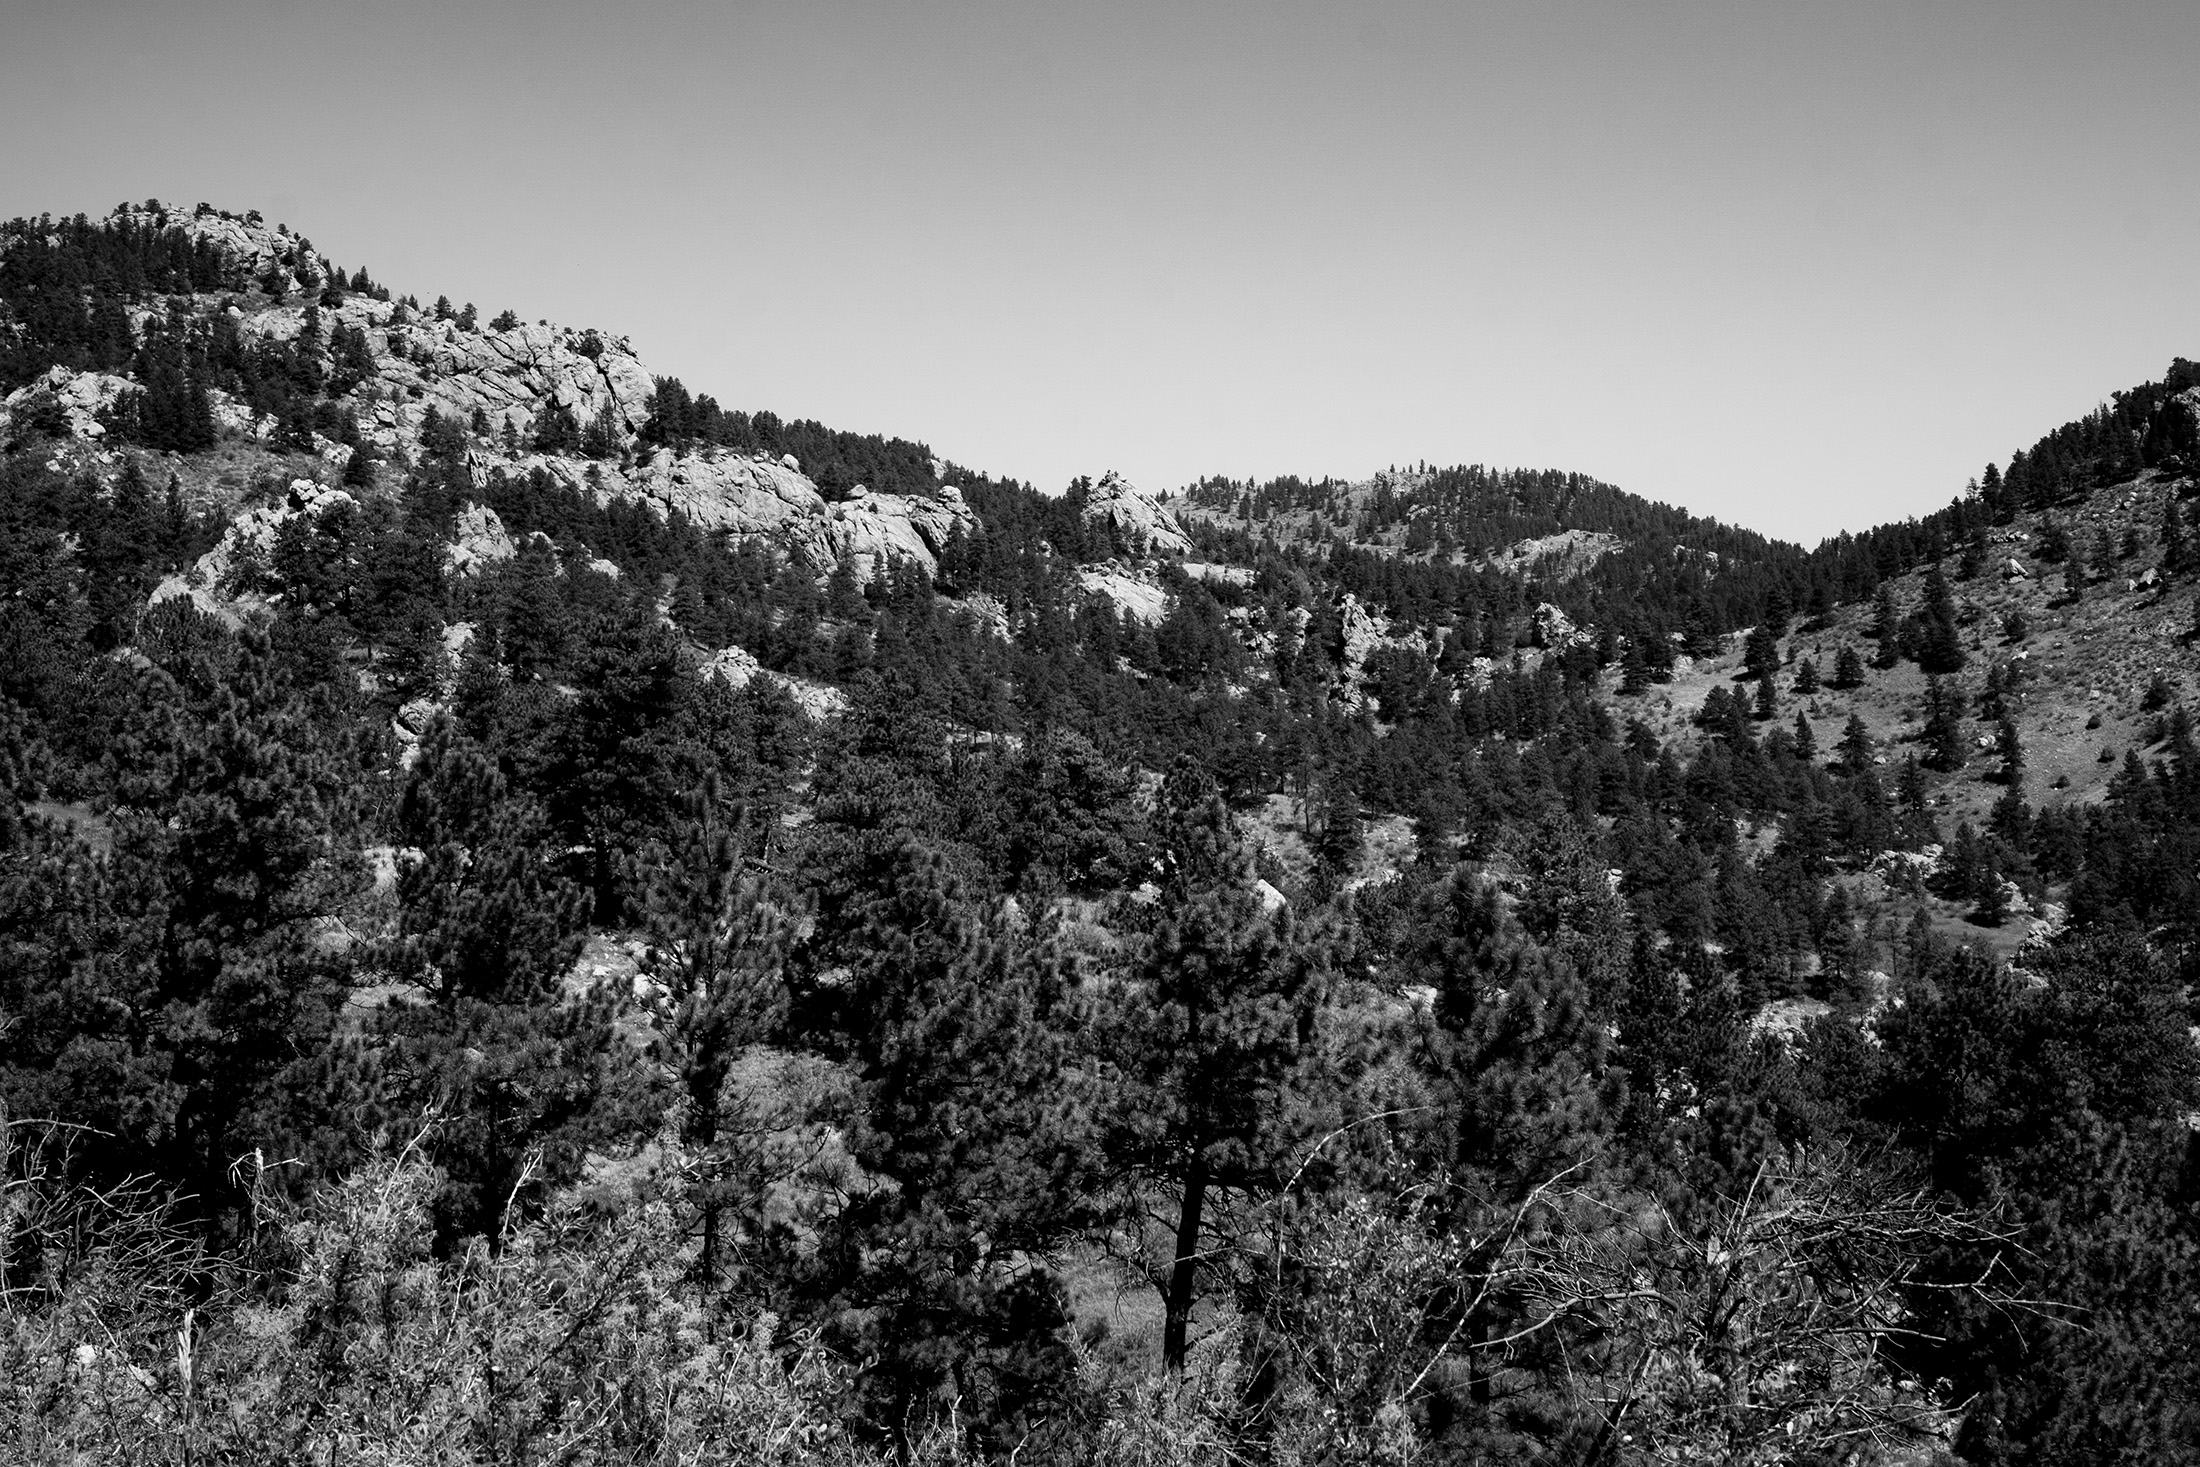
[0,366,135,441]
[80,204,978,582]
[700,644,850,720]
[1082,472,1192,558]
[151,479,358,622]
[1078,566,1171,625]
[1339,593,1386,677]
[1486,528,1624,579]
[446,503,517,576]
[1532,602,1593,649]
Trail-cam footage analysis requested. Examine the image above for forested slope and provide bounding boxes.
[3,202,2198,1466]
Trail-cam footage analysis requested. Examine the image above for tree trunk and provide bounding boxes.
[1163,1152,1209,1371]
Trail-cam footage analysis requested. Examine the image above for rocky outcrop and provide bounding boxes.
[700,644,849,720]
[1078,566,1170,625]
[1486,528,1623,579]
[0,366,135,442]
[955,592,1012,641]
[488,450,976,582]
[86,204,979,583]
[151,479,358,622]
[814,484,975,583]
[1183,561,1253,587]
[1082,472,1191,558]
[1339,593,1386,678]
[1531,602,1593,649]
[445,503,517,576]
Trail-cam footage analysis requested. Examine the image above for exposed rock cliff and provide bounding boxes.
[1082,471,1192,558]
[61,204,976,580]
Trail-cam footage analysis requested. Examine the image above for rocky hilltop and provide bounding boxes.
[0,203,974,582]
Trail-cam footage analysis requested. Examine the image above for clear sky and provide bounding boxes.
[4,0,2197,545]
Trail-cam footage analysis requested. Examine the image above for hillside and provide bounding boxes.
[3,203,2198,1466]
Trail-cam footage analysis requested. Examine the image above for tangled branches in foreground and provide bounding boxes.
[0,1111,2083,1467]
[1232,1146,2033,1465]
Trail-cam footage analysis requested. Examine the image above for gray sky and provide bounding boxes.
[5,0,2196,544]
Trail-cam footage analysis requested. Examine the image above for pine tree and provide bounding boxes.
[380,718,586,1010]
[1833,643,1865,690]
[1742,621,1780,681]
[2165,495,2190,575]
[1923,675,1966,773]
[1897,754,1929,817]
[1312,769,1364,890]
[1793,710,1817,761]
[86,624,366,1206]
[1996,716,2025,786]
[1403,867,1616,1196]
[341,440,376,490]
[1871,585,1903,668]
[1105,762,1339,1371]
[367,718,630,1239]
[1970,844,2008,925]
[382,607,448,699]
[832,880,1102,1446]
[1916,565,1965,674]
[1837,713,1875,773]
[1619,635,1651,695]
[641,785,793,1288]
[1959,526,1988,580]
[1753,668,1779,721]
[537,608,693,924]
[162,470,189,568]
[1792,657,1819,695]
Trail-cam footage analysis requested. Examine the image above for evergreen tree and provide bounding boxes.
[1403,866,1617,1197]
[368,718,627,1239]
[536,609,693,923]
[76,624,364,1207]
[1915,565,1964,674]
[1792,710,1816,761]
[1923,675,1966,773]
[1870,584,1903,668]
[1741,621,1780,681]
[641,787,793,1288]
[1837,713,1875,773]
[818,872,1102,1448]
[1792,656,1819,695]
[1995,716,2025,786]
[1312,768,1365,891]
[1105,762,1340,1370]
[1958,526,1988,580]
[1970,845,2008,925]
[1619,634,1651,695]
[1832,643,1865,690]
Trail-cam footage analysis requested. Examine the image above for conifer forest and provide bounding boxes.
[3,204,2199,1465]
